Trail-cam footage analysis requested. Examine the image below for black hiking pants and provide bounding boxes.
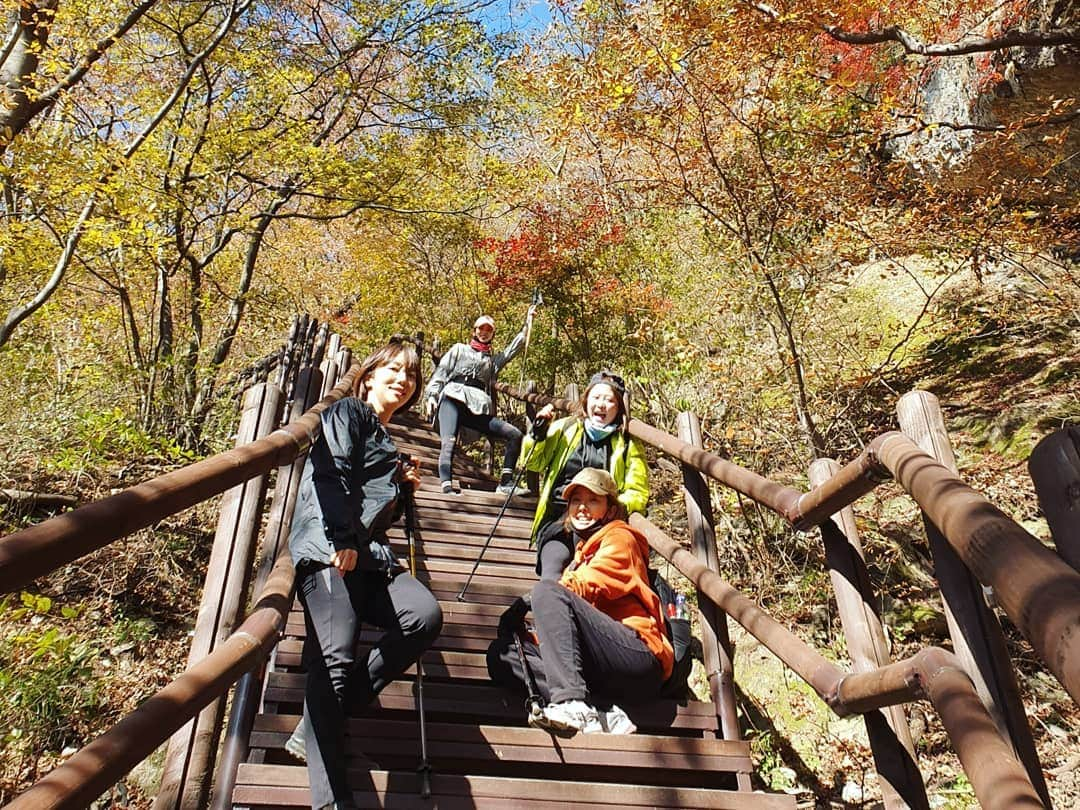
[298,562,442,808]
[487,579,663,707]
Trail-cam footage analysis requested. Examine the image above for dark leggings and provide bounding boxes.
[487,580,663,707]
[297,564,443,808]
[436,398,522,483]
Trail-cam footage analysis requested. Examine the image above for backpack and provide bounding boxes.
[649,568,693,698]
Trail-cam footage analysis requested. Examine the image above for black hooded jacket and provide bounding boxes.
[288,397,403,570]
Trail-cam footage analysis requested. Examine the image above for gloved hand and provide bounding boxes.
[368,541,398,573]
[497,595,532,636]
[530,415,549,441]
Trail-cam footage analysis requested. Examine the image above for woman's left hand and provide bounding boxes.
[330,548,358,575]
[402,455,422,489]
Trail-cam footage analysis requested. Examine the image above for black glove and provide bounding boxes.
[530,416,549,441]
[368,541,397,572]
[498,595,531,636]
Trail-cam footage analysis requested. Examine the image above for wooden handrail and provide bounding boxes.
[2,366,358,809]
[632,512,1044,810]
[6,544,298,810]
[0,367,360,595]
[5,373,1073,808]
[497,382,1080,709]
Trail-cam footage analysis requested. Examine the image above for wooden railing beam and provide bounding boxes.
[0,368,360,595]
[676,412,745,787]
[809,458,926,810]
[1029,426,1080,572]
[6,546,297,810]
[497,383,1080,712]
[633,512,1044,810]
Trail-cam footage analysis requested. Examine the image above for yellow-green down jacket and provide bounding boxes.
[521,415,649,542]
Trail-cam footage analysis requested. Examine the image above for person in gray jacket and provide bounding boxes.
[425,306,536,496]
[287,338,443,810]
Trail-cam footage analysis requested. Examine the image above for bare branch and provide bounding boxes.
[0,1,161,154]
[0,0,256,348]
[742,2,1079,57]
[824,24,1080,57]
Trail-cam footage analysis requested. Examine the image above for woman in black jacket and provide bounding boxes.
[287,338,443,810]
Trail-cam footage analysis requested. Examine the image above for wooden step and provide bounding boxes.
[232,413,789,808]
[233,764,795,809]
[261,674,720,734]
[272,642,492,681]
[249,716,751,786]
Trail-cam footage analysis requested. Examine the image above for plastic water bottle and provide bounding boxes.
[674,593,688,620]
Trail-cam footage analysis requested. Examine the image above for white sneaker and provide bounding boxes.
[529,700,602,736]
[600,704,637,734]
[284,723,306,762]
[496,483,529,497]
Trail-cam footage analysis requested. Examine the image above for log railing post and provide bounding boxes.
[675,412,748,790]
[809,458,927,810]
[211,364,329,809]
[1028,427,1080,572]
[897,390,1049,806]
[414,330,425,380]
[335,346,352,377]
[318,354,339,399]
[154,380,285,810]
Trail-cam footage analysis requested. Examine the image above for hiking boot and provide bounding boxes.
[284,723,306,762]
[529,700,602,736]
[441,481,461,496]
[600,704,637,734]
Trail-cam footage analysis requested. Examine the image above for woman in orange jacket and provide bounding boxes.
[486,467,673,736]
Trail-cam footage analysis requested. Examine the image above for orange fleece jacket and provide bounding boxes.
[559,519,674,681]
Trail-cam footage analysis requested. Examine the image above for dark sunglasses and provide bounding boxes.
[596,371,625,389]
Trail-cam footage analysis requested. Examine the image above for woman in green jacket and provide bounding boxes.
[522,370,649,579]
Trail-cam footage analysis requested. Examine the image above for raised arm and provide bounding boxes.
[491,305,536,373]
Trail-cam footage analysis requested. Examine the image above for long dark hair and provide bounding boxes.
[351,338,422,414]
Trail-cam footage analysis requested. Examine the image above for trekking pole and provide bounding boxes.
[456,437,542,602]
[455,457,531,604]
[401,483,433,798]
[512,630,545,724]
[516,289,543,393]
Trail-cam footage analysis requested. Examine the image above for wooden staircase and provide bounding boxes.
[231,413,795,809]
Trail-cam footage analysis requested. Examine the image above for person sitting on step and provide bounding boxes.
[522,370,648,580]
[486,467,672,736]
[285,338,443,810]
[424,306,537,496]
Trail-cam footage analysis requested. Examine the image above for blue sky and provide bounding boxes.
[479,0,554,37]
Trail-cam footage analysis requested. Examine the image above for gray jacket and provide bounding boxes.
[425,327,526,416]
[288,397,403,570]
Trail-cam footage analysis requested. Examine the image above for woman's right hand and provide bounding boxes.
[330,548,358,575]
[536,404,555,420]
